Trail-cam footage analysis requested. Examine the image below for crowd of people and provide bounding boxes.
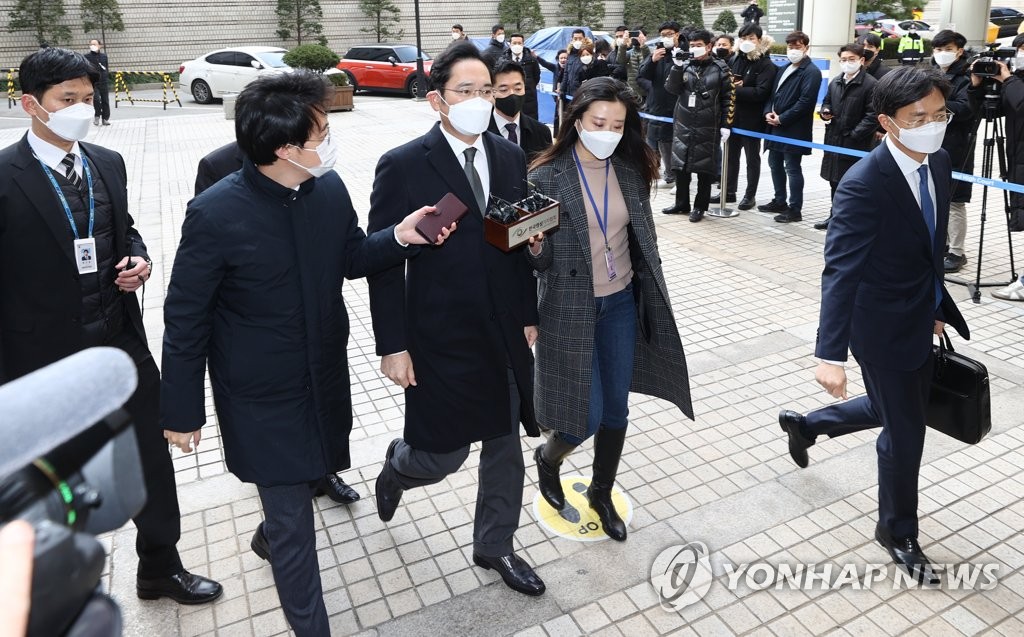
[1,13,1023,635]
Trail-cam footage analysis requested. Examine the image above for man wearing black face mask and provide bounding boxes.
[488,59,552,163]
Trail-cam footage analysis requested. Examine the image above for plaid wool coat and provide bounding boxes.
[527,151,694,440]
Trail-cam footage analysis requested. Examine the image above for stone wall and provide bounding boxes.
[0,0,626,72]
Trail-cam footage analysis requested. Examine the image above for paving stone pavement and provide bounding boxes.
[3,94,1022,637]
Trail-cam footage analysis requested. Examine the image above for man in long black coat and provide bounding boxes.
[0,47,221,606]
[161,72,453,636]
[500,33,543,120]
[368,42,545,598]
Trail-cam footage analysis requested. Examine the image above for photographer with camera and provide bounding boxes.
[640,21,683,190]
[0,47,221,607]
[930,30,981,273]
[973,34,1024,300]
[661,28,736,222]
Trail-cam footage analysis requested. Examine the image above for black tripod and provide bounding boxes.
[945,93,1018,303]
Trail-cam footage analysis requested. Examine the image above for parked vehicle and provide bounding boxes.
[991,7,1024,38]
[179,46,289,104]
[877,19,935,37]
[336,44,432,98]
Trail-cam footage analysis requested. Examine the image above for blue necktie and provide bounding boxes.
[917,165,942,309]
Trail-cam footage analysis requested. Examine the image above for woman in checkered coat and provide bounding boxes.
[526,77,694,542]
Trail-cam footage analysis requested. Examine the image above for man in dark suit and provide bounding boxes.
[161,72,453,636]
[778,67,969,580]
[501,34,543,120]
[368,42,545,597]
[487,58,552,164]
[0,47,221,604]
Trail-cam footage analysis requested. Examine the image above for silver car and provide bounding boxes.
[178,46,290,104]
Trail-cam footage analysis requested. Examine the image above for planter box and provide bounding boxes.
[329,85,354,112]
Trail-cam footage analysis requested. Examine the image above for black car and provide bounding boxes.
[991,7,1024,38]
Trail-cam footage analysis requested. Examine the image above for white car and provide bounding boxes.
[877,19,936,38]
[178,46,290,104]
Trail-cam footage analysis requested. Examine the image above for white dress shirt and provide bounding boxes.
[27,129,82,179]
[438,123,490,205]
[493,112,522,147]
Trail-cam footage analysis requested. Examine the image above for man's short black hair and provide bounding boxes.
[594,39,612,55]
[689,29,714,46]
[572,28,585,37]
[616,25,628,32]
[452,24,463,31]
[492,59,526,83]
[839,43,866,58]
[658,21,681,34]
[860,33,883,48]
[429,41,489,93]
[235,71,328,166]
[872,66,951,117]
[738,23,763,39]
[510,33,525,41]
[18,47,99,98]
[717,34,735,45]
[786,31,810,47]
[1013,33,1024,49]
[492,24,505,35]
[931,30,966,49]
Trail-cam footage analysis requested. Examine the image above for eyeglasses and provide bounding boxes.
[892,110,954,128]
[493,86,525,97]
[442,87,494,99]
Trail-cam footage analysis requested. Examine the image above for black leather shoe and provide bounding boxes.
[779,409,814,469]
[709,193,736,204]
[137,571,223,605]
[315,473,360,504]
[875,525,939,583]
[813,218,831,230]
[757,200,789,213]
[473,552,546,596]
[661,204,690,215]
[774,210,802,223]
[251,522,270,562]
[688,209,706,223]
[943,253,967,273]
[737,197,756,211]
[375,439,404,522]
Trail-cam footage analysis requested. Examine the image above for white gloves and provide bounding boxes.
[671,49,686,66]
[720,128,731,140]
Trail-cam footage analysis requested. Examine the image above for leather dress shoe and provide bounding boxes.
[774,210,802,223]
[315,473,360,504]
[375,439,404,522]
[757,200,789,213]
[473,552,546,596]
[689,209,706,223]
[137,570,223,604]
[778,409,814,468]
[251,522,271,561]
[943,253,967,273]
[661,204,690,215]
[709,193,736,204]
[813,217,831,230]
[737,196,756,211]
[875,525,938,583]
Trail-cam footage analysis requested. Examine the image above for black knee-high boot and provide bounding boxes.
[587,426,627,541]
[534,434,578,510]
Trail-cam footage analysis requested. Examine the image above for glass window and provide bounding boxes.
[205,52,234,66]
[233,53,258,68]
[254,51,288,68]
[393,46,430,63]
[344,48,367,61]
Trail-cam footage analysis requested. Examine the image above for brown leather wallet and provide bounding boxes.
[415,192,469,244]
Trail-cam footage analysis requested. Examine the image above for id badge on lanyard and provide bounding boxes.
[37,154,96,274]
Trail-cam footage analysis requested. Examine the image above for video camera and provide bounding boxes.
[0,348,146,637]
[971,45,1016,78]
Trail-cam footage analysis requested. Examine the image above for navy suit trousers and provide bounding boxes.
[805,355,934,539]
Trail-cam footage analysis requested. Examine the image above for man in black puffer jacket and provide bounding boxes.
[662,28,735,222]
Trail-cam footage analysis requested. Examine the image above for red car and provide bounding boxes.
[337,44,432,98]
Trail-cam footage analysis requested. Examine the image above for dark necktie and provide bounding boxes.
[61,153,82,191]
[463,147,486,214]
[505,122,518,144]
[917,164,943,308]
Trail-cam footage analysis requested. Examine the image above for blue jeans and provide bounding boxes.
[767,150,804,212]
[564,284,637,445]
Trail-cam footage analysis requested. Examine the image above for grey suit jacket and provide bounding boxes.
[527,151,693,439]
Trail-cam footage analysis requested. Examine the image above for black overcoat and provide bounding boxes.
[366,123,540,453]
[820,70,878,183]
[161,161,414,485]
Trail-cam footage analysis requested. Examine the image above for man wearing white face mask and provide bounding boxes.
[499,33,543,119]
[1,47,223,607]
[779,66,969,582]
[482,23,508,69]
[367,42,546,598]
[929,29,980,273]
[161,71,453,636]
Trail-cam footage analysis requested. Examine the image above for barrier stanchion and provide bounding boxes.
[6,68,19,109]
[113,71,182,109]
[707,136,738,218]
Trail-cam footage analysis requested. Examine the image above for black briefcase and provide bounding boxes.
[926,331,991,445]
